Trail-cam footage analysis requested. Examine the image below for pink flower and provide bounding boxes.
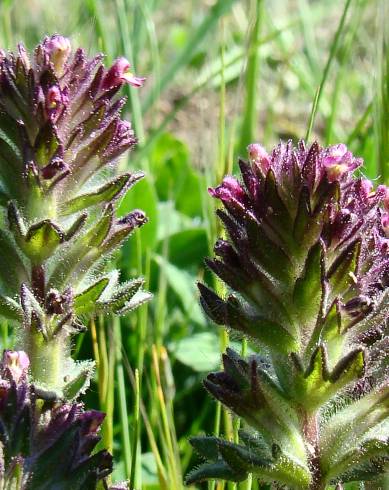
[208,176,246,207]
[2,350,29,382]
[102,57,145,90]
[247,143,270,174]
[322,144,362,182]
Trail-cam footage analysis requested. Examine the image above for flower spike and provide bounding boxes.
[188,140,389,489]
[0,35,151,489]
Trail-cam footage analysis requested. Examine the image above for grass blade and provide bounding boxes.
[305,0,353,141]
[238,0,263,156]
[142,0,239,113]
[374,0,389,183]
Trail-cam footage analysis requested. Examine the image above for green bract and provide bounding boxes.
[188,141,389,489]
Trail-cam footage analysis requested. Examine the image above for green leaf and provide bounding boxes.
[311,299,344,368]
[115,290,152,315]
[328,239,361,300]
[73,277,110,316]
[95,277,145,314]
[62,360,94,400]
[34,122,59,167]
[0,230,28,295]
[325,437,389,483]
[157,228,208,268]
[226,295,298,354]
[61,172,143,216]
[0,135,23,199]
[185,460,246,485]
[329,348,365,384]
[7,200,27,244]
[82,206,113,248]
[190,436,221,462]
[169,332,221,372]
[64,213,88,240]
[263,169,294,246]
[217,440,273,472]
[256,368,300,428]
[20,283,45,330]
[110,291,153,316]
[0,294,22,322]
[293,185,329,255]
[23,220,64,262]
[291,345,365,409]
[320,387,389,471]
[293,240,324,332]
[245,218,293,284]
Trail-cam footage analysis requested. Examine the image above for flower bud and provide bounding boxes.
[117,209,148,229]
[43,35,71,77]
[247,143,270,174]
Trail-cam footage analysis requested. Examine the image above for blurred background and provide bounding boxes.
[0,0,387,489]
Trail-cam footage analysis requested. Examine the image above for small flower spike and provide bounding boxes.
[0,351,113,489]
[0,33,149,490]
[0,35,151,397]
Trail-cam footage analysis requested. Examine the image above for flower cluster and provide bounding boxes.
[0,350,119,489]
[188,141,389,489]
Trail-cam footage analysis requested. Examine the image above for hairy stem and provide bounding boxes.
[24,330,65,389]
[303,411,324,490]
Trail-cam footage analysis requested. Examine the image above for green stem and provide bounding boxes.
[302,411,324,490]
[25,331,65,389]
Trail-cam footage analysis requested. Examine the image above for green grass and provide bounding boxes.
[0,0,387,489]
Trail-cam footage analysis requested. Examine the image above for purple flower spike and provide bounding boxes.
[102,57,145,90]
[189,139,389,489]
[0,351,114,488]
